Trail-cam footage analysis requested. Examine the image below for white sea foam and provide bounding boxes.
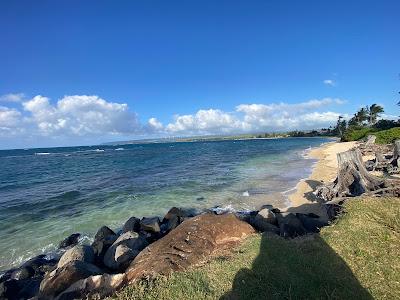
[34,152,51,155]
[115,148,124,151]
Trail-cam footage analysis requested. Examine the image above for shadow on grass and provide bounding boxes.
[222,233,372,300]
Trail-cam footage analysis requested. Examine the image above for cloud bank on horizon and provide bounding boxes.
[0,93,348,148]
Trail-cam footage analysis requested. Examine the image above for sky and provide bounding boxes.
[0,0,399,149]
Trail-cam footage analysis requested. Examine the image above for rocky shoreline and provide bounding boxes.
[0,202,331,299]
[1,139,399,300]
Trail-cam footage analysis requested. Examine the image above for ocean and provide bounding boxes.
[0,137,329,271]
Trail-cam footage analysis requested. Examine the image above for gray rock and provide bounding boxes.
[140,217,161,233]
[39,260,102,299]
[59,233,81,249]
[57,245,95,269]
[55,273,126,300]
[123,216,141,233]
[103,231,148,271]
[91,226,118,261]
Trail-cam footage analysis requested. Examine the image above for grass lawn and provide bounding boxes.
[109,197,400,300]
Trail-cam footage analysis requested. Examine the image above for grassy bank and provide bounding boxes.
[110,197,400,300]
[342,127,400,144]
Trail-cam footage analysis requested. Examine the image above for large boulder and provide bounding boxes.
[162,207,194,232]
[126,213,254,282]
[59,233,81,249]
[91,226,118,263]
[140,217,161,233]
[103,231,148,271]
[250,208,280,233]
[276,213,307,237]
[39,260,102,299]
[57,245,95,268]
[55,273,126,300]
[122,216,141,233]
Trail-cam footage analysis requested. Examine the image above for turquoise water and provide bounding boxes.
[0,137,328,270]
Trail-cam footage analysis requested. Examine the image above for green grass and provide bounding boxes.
[110,197,400,300]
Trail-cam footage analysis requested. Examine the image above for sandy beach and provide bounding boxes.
[286,141,357,217]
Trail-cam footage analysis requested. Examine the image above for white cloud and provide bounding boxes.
[166,109,241,134]
[22,95,141,136]
[147,117,164,131]
[0,93,25,102]
[323,79,336,86]
[165,98,346,134]
[0,106,24,136]
[0,94,347,147]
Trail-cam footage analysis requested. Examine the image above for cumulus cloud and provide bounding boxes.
[166,109,241,134]
[22,95,141,136]
[166,98,346,134]
[323,79,336,86]
[147,117,163,131]
[0,94,347,147]
[0,93,25,102]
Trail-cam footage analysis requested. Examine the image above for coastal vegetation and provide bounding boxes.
[334,103,400,143]
[110,197,400,300]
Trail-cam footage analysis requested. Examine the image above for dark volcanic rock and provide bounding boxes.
[21,254,58,277]
[10,266,35,280]
[0,279,19,300]
[296,213,328,233]
[103,231,148,271]
[59,233,81,249]
[140,217,161,233]
[91,226,118,263]
[122,217,141,233]
[57,245,95,268]
[276,213,307,237]
[39,260,102,299]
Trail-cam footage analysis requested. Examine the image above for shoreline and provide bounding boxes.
[285,141,357,217]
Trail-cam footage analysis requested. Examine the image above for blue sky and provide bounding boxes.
[0,0,399,149]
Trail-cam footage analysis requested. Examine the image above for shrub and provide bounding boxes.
[373,127,400,144]
[341,127,376,142]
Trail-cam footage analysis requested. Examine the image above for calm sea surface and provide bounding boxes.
[0,137,329,270]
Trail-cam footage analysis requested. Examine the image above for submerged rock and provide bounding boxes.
[103,231,148,271]
[58,233,81,249]
[57,245,95,269]
[126,213,254,282]
[39,260,103,299]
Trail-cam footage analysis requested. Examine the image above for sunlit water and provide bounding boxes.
[0,137,329,270]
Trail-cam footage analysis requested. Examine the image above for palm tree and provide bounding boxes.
[355,107,369,124]
[368,104,384,125]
